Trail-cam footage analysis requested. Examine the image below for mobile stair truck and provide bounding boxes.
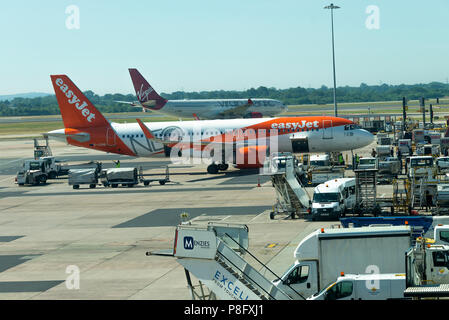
[261,152,311,219]
[148,223,297,300]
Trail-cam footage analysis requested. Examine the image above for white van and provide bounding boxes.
[310,178,356,220]
[308,273,406,300]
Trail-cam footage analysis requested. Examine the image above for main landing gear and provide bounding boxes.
[207,163,229,174]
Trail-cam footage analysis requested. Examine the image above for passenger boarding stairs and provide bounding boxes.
[261,153,311,219]
[155,223,299,300]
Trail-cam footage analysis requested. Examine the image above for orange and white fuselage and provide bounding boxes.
[47,75,374,170]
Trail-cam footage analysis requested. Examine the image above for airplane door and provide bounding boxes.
[322,120,333,139]
[291,138,309,153]
[106,128,116,146]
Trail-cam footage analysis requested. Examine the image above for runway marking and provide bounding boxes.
[248,210,269,223]
[0,176,14,183]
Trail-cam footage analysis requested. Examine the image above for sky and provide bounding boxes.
[1,0,448,95]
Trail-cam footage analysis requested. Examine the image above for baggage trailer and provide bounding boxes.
[139,166,172,186]
[100,167,139,188]
[68,168,99,189]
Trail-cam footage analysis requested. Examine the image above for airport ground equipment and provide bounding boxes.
[308,178,355,220]
[416,144,440,157]
[392,178,411,214]
[398,139,412,156]
[68,168,99,189]
[34,156,102,179]
[260,153,311,219]
[308,273,406,300]
[404,237,449,298]
[378,157,401,184]
[353,168,381,216]
[377,134,392,146]
[440,137,449,156]
[356,157,378,170]
[306,153,345,185]
[34,137,52,159]
[16,159,48,186]
[340,217,449,243]
[376,145,392,159]
[100,167,139,188]
[149,223,296,300]
[138,166,172,186]
[273,226,412,299]
[436,156,449,174]
[436,184,449,215]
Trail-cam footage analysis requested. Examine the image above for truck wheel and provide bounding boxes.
[48,172,57,179]
[269,212,275,220]
[159,181,166,185]
[89,184,96,189]
[18,183,24,186]
[73,185,79,190]
[111,184,118,188]
[40,176,47,184]
[127,184,134,187]
[144,181,150,186]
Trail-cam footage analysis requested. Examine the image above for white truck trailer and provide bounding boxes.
[273,226,412,299]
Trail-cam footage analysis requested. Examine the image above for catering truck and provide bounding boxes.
[272,226,412,299]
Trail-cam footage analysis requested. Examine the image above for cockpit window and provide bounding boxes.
[344,124,361,130]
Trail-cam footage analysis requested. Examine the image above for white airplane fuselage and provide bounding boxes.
[150,98,286,119]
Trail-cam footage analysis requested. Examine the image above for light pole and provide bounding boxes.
[324,3,340,117]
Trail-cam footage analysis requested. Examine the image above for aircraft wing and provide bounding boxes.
[115,100,139,106]
[116,101,149,112]
[217,99,254,118]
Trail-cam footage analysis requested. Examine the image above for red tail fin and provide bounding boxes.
[50,75,110,129]
[128,68,167,110]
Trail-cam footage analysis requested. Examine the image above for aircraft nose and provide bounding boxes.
[357,129,374,147]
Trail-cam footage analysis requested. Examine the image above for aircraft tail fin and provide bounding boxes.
[50,75,110,129]
[128,68,167,110]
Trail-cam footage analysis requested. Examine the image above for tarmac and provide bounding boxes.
[0,137,379,299]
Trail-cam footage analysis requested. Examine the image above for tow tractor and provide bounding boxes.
[16,159,48,186]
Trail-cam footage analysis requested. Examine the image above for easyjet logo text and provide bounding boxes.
[55,78,96,123]
[271,120,320,130]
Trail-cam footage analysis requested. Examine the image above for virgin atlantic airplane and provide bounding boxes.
[47,75,373,174]
[119,68,287,119]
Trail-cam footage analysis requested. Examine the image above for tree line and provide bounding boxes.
[1,82,448,116]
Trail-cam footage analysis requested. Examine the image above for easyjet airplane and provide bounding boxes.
[118,68,287,119]
[47,75,374,174]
